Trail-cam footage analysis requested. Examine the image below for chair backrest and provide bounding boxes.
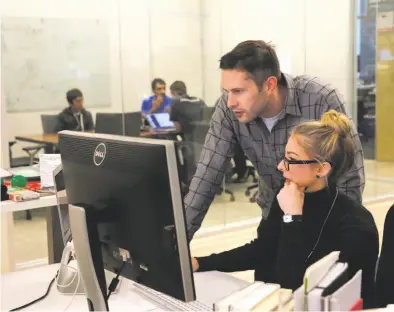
[123,112,142,137]
[180,121,210,184]
[96,112,141,136]
[202,107,215,121]
[375,204,394,307]
[41,114,58,134]
[95,113,124,135]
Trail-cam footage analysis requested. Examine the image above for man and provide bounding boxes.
[141,78,172,114]
[185,40,365,240]
[169,80,206,135]
[55,88,94,132]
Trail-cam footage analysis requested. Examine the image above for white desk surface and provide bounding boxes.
[1,263,249,311]
[0,195,58,213]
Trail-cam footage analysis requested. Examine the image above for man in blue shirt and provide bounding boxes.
[141,78,172,114]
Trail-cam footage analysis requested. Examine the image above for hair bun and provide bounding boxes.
[321,110,352,137]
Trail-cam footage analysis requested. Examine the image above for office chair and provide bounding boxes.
[8,141,32,168]
[375,203,394,308]
[201,106,215,121]
[16,114,59,163]
[245,181,259,203]
[96,112,141,137]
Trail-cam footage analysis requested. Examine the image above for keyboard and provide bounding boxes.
[133,283,212,311]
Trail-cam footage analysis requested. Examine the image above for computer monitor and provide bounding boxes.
[95,112,141,137]
[58,131,195,310]
[53,164,70,246]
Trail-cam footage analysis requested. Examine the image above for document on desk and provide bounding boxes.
[39,154,61,189]
[0,168,12,178]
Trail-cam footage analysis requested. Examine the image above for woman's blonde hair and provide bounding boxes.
[291,110,355,182]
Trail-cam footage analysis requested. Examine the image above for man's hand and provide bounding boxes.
[277,181,305,215]
[191,257,199,272]
[150,94,164,113]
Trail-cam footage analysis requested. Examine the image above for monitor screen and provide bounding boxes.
[146,113,175,130]
[59,131,195,305]
[53,164,70,245]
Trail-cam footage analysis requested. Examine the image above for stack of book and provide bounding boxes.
[294,251,363,311]
[213,281,293,311]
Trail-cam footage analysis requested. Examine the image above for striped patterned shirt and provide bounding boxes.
[184,74,365,239]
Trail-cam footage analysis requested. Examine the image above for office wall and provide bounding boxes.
[201,0,356,118]
[2,0,356,157]
[1,0,203,157]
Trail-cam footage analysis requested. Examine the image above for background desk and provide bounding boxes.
[16,133,59,145]
[1,263,249,311]
[1,195,63,273]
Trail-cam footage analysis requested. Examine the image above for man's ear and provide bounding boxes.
[265,76,278,94]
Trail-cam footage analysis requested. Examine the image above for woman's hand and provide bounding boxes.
[277,181,305,215]
[191,257,199,272]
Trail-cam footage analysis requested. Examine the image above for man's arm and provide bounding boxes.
[85,111,94,131]
[169,100,183,132]
[141,98,150,114]
[54,113,65,133]
[184,96,237,240]
[321,89,365,202]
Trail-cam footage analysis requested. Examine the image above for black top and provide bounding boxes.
[375,204,394,307]
[55,107,94,132]
[197,187,379,308]
[170,95,206,137]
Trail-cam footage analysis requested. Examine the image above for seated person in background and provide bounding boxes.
[192,110,379,308]
[169,80,206,134]
[141,78,172,115]
[55,88,94,132]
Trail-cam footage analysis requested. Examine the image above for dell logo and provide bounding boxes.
[93,143,107,166]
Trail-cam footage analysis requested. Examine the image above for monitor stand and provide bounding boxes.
[57,241,121,295]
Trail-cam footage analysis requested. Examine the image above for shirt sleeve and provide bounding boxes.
[184,95,237,240]
[170,100,180,122]
[197,198,282,272]
[337,208,379,308]
[85,111,94,131]
[321,89,365,202]
[141,99,150,114]
[54,113,65,132]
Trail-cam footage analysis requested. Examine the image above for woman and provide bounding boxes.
[192,110,378,307]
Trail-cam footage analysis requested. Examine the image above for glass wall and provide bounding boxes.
[2,0,394,271]
[357,0,394,203]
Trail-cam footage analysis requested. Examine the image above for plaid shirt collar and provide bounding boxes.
[282,73,302,117]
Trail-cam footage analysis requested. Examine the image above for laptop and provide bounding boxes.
[146,113,176,132]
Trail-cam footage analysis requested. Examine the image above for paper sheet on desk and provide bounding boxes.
[39,154,61,189]
[110,285,157,311]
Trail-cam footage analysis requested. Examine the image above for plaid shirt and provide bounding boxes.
[184,74,365,239]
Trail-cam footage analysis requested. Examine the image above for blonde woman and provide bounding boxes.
[192,110,378,308]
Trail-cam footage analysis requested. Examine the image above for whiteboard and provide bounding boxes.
[1,17,111,112]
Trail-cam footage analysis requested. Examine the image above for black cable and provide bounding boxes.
[106,261,126,300]
[9,272,58,311]
[9,252,73,311]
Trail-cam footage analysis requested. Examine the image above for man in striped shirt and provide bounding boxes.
[184,40,365,240]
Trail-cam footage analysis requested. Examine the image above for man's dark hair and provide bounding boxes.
[66,88,83,105]
[220,40,282,87]
[151,78,166,91]
[170,81,187,96]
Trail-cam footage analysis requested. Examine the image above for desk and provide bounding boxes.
[16,131,177,143]
[16,134,59,145]
[0,195,60,273]
[1,263,249,311]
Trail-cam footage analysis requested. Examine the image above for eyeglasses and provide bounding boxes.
[282,156,319,171]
